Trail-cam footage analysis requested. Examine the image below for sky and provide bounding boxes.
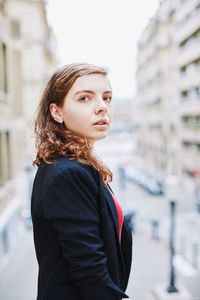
[46,0,160,98]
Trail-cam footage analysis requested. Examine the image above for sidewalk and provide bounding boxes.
[0,228,37,300]
[111,173,200,299]
[127,231,169,300]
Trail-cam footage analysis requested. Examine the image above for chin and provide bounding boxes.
[93,133,108,142]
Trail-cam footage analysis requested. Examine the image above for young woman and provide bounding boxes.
[31,63,132,300]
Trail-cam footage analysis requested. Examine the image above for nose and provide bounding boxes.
[94,97,107,114]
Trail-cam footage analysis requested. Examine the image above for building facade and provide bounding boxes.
[111,96,135,133]
[136,0,179,180]
[136,0,200,186]
[173,0,200,191]
[0,0,56,268]
[135,0,200,296]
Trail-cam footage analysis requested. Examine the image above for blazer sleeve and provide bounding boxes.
[43,164,128,300]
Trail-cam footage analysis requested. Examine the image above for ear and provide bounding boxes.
[49,103,63,124]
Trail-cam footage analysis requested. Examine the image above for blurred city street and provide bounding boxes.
[0,137,199,299]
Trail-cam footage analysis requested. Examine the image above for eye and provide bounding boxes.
[78,95,90,102]
[103,96,112,103]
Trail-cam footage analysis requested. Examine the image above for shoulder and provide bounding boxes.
[51,157,98,179]
[37,157,99,189]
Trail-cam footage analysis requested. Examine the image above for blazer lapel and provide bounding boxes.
[98,181,127,284]
[103,184,128,284]
[102,183,119,242]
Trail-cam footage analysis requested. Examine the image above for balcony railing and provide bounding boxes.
[178,38,200,66]
[175,10,200,44]
[181,128,200,143]
[180,65,200,77]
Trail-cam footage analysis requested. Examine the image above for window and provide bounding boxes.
[0,42,8,94]
[0,133,2,186]
[182,116,200,130]
[10,19,21,39]
[181,90,188,99]
[0,131,11,187]
[0,2,5,13]
[195,87,200,97]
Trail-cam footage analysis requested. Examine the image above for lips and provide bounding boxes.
[93,119,109,125]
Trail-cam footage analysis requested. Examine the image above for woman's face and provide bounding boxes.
[51,74,112,144]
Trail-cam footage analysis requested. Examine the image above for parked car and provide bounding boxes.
[144,177,164,196]
[125,166,164,196]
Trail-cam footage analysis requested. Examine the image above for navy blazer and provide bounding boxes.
[31,157,132,300]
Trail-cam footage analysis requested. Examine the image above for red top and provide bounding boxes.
[106,185,124,242]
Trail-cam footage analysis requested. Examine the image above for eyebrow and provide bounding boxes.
[75,90,112,95]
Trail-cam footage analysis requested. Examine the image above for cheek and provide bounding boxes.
[108,106,112,119]
[64,108,89,128]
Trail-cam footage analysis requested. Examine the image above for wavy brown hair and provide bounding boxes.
[33,63,112,182]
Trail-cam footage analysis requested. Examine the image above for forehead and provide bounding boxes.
[70,74,111,93]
